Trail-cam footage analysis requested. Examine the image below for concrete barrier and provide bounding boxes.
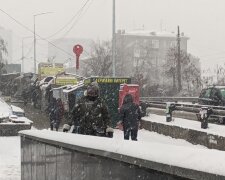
[141,115,225,151]
[19,130,225,180]
[0,123,31,136]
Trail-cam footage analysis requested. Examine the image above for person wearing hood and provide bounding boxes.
[63,82,113,137]
[120,93,141,141]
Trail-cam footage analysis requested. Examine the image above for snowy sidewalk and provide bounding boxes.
[0,137,20,180]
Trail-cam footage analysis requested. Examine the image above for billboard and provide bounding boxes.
[55,76,77,86]
[38,63,64,80]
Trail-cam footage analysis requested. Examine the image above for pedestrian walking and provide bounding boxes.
[63,82,113,137]
[120,93,141,141]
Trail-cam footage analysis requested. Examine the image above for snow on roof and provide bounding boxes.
[11,105,24,113]
[123,30,189,38]
[20,128,225,177]
[0,98,12,118]
[52,85,71,90]
[63,83,85,93]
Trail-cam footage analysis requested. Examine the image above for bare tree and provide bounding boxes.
[0,38,8,75]
[164,47,201,95]
[82,41,112,77]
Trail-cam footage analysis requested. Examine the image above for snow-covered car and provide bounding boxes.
[198,86,225,106]
[11,105,25,117]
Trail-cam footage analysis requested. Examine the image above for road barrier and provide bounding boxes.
[141,97,225,124]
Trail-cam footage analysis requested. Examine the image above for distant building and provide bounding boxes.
[115,29,189,82]
[116,29,194,89]
[0,26,13,63]
[5,64,21,73]
[48,38,93,65]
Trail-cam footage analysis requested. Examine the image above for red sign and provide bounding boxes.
[73,44,83,55]
[73,44,83,69]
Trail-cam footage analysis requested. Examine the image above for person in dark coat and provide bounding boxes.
[120,94,141,141]
[63,82,113,137]
[55,98,64,131]
[49,98,57,131]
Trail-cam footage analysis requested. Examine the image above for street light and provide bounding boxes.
[112,0,116,77]
[33,12,53,74]
[22,36,32,73]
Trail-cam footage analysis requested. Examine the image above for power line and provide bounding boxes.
[0,8,74,58]
[60,0,93,39]
[45,0,92,39]
[15,42,34,62]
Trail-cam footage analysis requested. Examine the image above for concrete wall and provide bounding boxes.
[0,123,31,136]
[20,132,225,180]
[141,119,225,151]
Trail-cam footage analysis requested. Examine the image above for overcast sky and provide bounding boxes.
[1,0,225,70]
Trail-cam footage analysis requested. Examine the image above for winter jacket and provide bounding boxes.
[69,96,111,135]
[120,94,141,130]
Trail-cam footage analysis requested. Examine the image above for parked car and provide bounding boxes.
[198,86,225,106]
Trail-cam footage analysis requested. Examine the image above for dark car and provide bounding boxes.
[198,86,225,106]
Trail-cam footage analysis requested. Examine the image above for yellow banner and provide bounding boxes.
[96,78,130,84]
[55,77,77,85]
[84,77,130,84]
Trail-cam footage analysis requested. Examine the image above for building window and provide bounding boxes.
[151,40,159,49]
[170,41,176,48]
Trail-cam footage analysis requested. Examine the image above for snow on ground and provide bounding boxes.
[3,112,225,179]
[22,129,225,177]
[0,128,205,179]
[0,137,20,180]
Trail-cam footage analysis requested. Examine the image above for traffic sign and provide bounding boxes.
[73,44,83,69]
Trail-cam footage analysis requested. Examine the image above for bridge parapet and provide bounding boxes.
[20,130,225,180]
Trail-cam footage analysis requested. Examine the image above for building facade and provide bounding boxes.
[0,26,13,63]
[115,29,189,86]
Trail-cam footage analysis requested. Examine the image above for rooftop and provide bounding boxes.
[117,29,189,39]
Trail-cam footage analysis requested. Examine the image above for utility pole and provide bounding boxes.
[33,15,36,74]
[112,0,116,77]
[33,12,53,74]
[22,40,24,73]
[177,26,182,92]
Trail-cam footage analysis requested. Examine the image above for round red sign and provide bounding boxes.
[73,44,83,56]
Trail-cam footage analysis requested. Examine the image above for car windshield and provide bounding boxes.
[219,88,225,99]
[199,88,211,98]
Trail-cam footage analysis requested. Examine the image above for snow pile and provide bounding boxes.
[0,137,20,180]
[20,129,225,177]
[8,116,33,124]
[0,98,32,124]
[10,105,24,114]
[0,98,12,119]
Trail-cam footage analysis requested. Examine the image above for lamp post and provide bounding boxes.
[22,36,32,73]
[33,12,53,74]
[112,0,116,77]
